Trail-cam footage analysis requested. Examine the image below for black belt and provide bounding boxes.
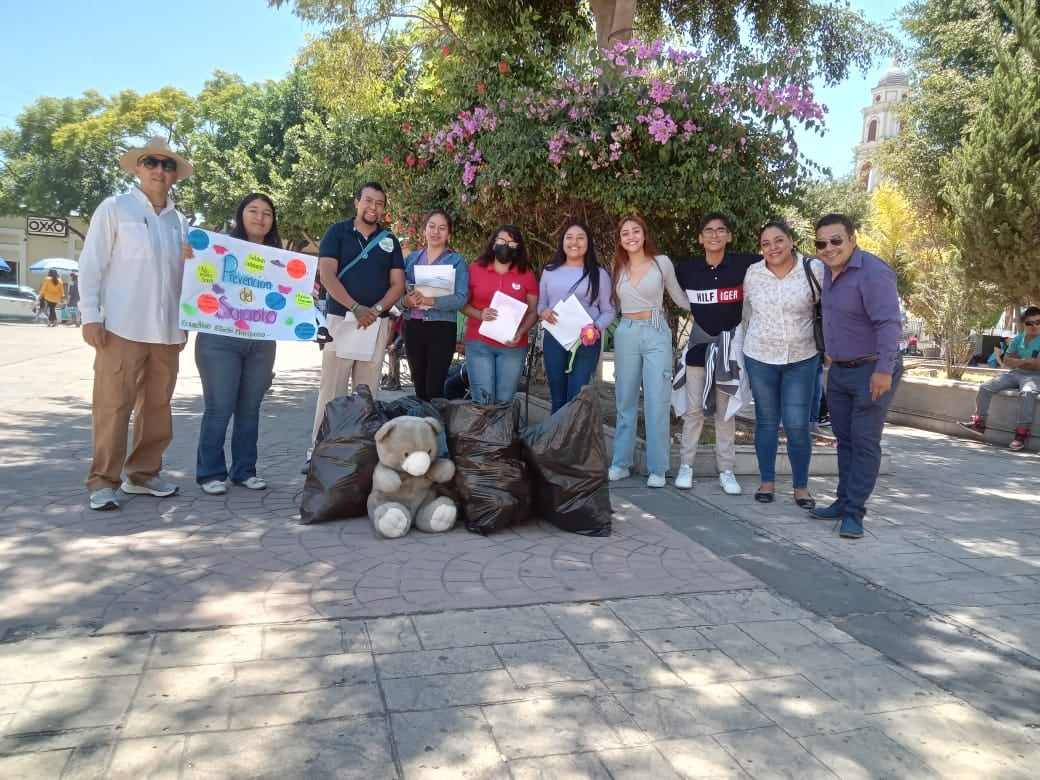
[831,355,878,368]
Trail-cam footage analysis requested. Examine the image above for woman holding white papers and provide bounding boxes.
[538,221,615,413]
[402,210,469,400]
[609,214,688,488]
[461,225,539,404]
[195,194,280,495]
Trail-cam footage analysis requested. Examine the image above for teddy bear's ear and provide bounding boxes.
[423,416,444,434]
[374,418,399,444]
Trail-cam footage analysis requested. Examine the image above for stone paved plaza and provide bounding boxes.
[0,323,1038,778]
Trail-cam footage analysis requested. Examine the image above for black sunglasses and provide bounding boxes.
[814,237,845,250]
[140,155,178,173]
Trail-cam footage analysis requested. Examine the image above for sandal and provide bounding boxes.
[754,491,774,503]
[795,495,816,510]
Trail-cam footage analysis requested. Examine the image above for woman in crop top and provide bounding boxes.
[609,214,688,488]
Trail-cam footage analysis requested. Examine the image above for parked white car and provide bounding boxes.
[0,284,39,320]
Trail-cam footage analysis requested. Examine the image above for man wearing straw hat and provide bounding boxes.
[78,137,193,511]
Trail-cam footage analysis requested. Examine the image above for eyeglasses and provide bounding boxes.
[701,228,729,237]
[814,237,845,250]
[494,238,519,249]
[140,156,178,173]
[1024,319,1040,327]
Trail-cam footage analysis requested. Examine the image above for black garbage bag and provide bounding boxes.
[300,385,385,524]
[521,384,612,536]
[434,399,530,534]
[379,396,450,459]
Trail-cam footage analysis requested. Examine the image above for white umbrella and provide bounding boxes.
[30,258,79,273]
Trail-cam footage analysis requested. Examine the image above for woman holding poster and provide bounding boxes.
[401,210,469,400]
[461,225,539,404]
[195,194,280,495]
[538,221,615,413]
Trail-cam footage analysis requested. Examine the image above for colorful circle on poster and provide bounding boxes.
[294,292,312,308]
[197,293,219,315]
[188,229,209,250]
[196,263,217,284]
[213,245,227,255]
[244,253,266,274]
[286,258,307,279]
[234,319,250,331]
[294,322,316,340]
[278,284,292,294]
[265,292,286,310]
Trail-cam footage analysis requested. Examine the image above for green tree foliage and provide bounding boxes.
[943,0,1040,302]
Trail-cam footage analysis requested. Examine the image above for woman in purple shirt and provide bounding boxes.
[538,221,616,412]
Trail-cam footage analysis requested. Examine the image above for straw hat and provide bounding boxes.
[118,136,193,181]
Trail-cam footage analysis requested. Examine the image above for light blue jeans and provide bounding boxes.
[465,339,527,404]
[611,319,673,476]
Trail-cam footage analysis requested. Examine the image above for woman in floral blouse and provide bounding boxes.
[742,221,824,508]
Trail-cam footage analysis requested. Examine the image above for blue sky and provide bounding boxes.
[0,0,906,178]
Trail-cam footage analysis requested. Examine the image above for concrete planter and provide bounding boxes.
[522,393,868,477]
[888,374,1038,451]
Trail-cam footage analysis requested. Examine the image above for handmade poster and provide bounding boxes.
[478,290,527,344]
[543,294,592,350]
[179,229,318,341]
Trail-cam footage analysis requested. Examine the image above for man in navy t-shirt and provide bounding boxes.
[674,212,760,494]
[308,181,405,458]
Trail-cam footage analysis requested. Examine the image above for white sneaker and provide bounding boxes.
[201,480,227,495]
[675,464,694,490]
[719,470,742,495]
[647,474,666,488]
[237,476,268,490]
[608,466,631,482]
[121,476,179,498]
[89,487,121,511]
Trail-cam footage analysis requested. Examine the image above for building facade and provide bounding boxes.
[0,215,87,287]
[853,65,910,192]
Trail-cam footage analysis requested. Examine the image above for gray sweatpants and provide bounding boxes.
[975,369,1039,427]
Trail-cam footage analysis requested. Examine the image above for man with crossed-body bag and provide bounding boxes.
[306,182,405,467]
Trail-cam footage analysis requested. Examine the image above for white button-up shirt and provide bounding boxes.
[78,187,187,344]
[742,257,824,365]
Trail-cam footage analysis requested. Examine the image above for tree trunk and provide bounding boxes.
[589,0,636,50]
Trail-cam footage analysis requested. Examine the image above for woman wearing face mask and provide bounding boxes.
[401,210,469,400]
[538,221,615,412]
[742,220,824,507]
[609,214,688,488]
[195,193,280,495]
[462,225,539,404]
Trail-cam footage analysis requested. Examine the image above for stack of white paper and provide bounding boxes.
[543,294,593,349]
[477,290,529,344]
[334,312,381,360]
[414,265,456,298]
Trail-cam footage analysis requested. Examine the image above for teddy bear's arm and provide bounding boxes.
[372,463,402,493]
[427,458,456,484]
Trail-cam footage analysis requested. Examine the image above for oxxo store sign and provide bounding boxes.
[26,215,69,238]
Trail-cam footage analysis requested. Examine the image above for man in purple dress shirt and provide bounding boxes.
[810,214,903,539]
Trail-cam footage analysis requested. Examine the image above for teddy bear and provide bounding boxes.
[367,415,458,538]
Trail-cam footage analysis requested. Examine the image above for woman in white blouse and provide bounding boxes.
[742,220,824,508]
[609,214,688,488]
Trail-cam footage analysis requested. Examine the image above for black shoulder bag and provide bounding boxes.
[802,257,825,354]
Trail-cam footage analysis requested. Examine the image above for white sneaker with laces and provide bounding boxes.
[201,480,227,495]
[608,466,631,482]
[89,487,121,511]
[674,464,694,490]
[646,474,666,488]
[121,476,179,498]
[238,476,268,491]
[718,470,742,495]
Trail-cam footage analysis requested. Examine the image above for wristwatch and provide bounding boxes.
[372,303,385,315]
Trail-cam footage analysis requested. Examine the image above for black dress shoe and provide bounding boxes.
[811,501,845,519]
[795,496,816,510]
[754,491,774,503]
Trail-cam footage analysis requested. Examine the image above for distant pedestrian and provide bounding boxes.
[742,221,823,508]
[960,306,1040,451]
[195,194,281,495]
[810,213,902,539]
[66,271,81,326]
[402,210,469,401]
[38,269,64,327]
[78,137,192,511]
[538,221,615,413]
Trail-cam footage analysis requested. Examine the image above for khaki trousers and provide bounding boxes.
[87,333,181,491]
[680,365,736,472]
[310,317,392,446]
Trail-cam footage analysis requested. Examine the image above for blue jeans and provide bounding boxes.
[543,332,601,413]
[827,357,903,518]
[195,333,276,483]
[611,319,673,476]
[745,354,820,488]
[465,339,526,404]
[809,363,825,423]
